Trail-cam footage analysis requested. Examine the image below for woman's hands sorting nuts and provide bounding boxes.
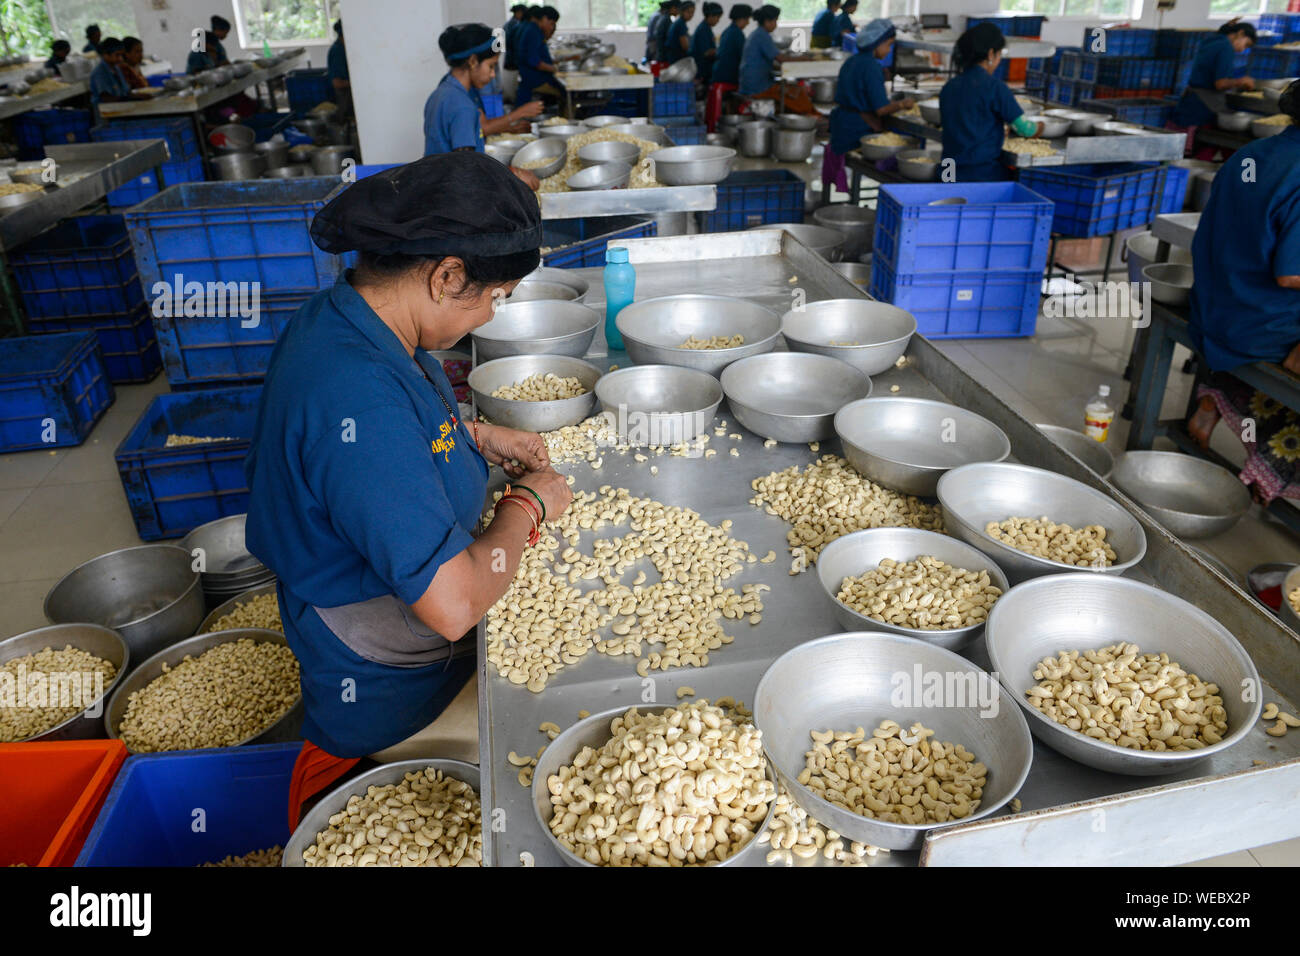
[985,515,1116,567]
[836,556,1001,630]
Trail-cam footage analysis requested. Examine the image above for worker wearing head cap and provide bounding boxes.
[424,23,543,189]
[246,152,574,822]
[740,5,818,114]
[824,19,912,192]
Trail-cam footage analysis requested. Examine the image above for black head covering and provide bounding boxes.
[311,152,542,258]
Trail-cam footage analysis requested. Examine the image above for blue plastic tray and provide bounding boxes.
[0,332,114,453]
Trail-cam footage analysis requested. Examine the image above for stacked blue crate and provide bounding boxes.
[92,117,205,208]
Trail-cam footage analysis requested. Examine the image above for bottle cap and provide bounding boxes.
[1098,385,1110,397]
[606,246,629,264]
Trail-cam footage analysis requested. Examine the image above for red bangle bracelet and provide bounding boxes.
[495,495,539,545]
[503,491,542,529]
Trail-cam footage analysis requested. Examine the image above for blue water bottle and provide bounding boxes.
[603,246,635,352]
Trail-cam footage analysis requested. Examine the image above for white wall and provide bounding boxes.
[127,0,330,73]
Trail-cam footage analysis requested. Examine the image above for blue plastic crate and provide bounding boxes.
[114,384,263,539]
[667,122,706,144]
[76,744,299,866]
[1077,96,1173,127]
[1019,163,1166,238]
[124,179,349,294]
[1079,55,1177,89]
[652,81,694,117]
[1010,15,1045,37]
[1025,68,1046,91]
[105,155,205,209]
[1081,27,1156,57]
[285,68,333,112]
[1027,57,1044,71]
[874,182,1053,273]
[153,289,316,387]
[1046,46,1077,75]
[10,215,144,320]
[1248,48,1300,79]
[12,108,91,160]
[1159,163,1189,214]
[27,304,161,384]
[1156,29,1214,60]
[1259,12,1300,34]
[869,260,1040,339]
[0,332,114,453]
[91,117,199,162]
[702,169,804,231]
[543,216,657,268]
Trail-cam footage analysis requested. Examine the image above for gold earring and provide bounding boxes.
[438,291,445,304]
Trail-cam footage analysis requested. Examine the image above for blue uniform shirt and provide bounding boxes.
[327,38,348,82]
[828,51,890,154]
[692,21,717,82]
[186,49,216,73]
[831,11,855,45]
[517,20,553,101]
[811,8,835,40]
[505,18,522,69]
[423,72,485,156]
[1172,34,1235,128]
[1189,128,1300,371]
[714,23,745,85]
[740,27,778,95]
[654,15,673,60]
[245,277,488,757]
[211,37,228,65]
[646,12,664,60]
[939,65,1023,182]
[666,17,690,63]
[89,60,129,102]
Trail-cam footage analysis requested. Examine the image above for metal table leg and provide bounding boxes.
[1126,309,1177,450]
[0,249,25,337]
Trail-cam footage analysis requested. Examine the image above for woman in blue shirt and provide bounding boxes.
[1186,83,1300,504]
[692,2,723,83]
[424,23,542,190]
[939,23,1043,182]
[517,5,563,104]
[712,4,751,86]
[1170,21,1256,144]
[89,37,130,105]
[740,5,816,112]
[810,0,840,50]
[666,1,696,64]
[824,19,913,191]
[830,0,857,48]
[248,152,573,818]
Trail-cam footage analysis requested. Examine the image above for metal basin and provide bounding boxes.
[754,632,1033,850]
[1216,110,1254,132]
[211,151,265,180]
[583,114,627,128]
[1280,565,1300,636]
[1035,423,1115,479]
[1111,450,1251,539]
[773,127,815,162]
[468,354,602,431]
[815,528,1009,651]
[594,365,723,445]
[781,299,916,376]
[566,161,631,190]
[512,137,568,179]
[830,261,872,286]
[1124,230,1193,285]
[605,124,673,146]
[284,759,481,866]
[661,56,696,83]
[1252,116,1293,138]
[746,222,844,261]
[196,582,279,635]
[532,706,777,866]
[896,148,941,181]
[859,133,916,160]
[261,164,312,178]
[721,352,872,443]
[615,294,781,376]
[1023,113,1070,138]
[104,628,303,751]
[985,574,1261,775]
[936,462,1148,583]
[0,624,129,742]
[1142,262,1193,306]
[918,98,942,125]
[576,139,639,167]
[810,77,836,104]
[472,299,599,361]
[538,124,586,139]
[811,203,875,260]
[648,145,736,185]
[736,120,775,157]
[45,545,204,664]
[310,144,355,176]
[486,138,528,165]
[254,139,289,168]
[835,397,1010,497]
[777,114,817,131]
[508,267,589,304]
[209,123,254,153]
[181,514,263,577]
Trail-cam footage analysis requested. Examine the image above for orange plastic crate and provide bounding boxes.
[0,740,126,867]
[1007,58,1027,83]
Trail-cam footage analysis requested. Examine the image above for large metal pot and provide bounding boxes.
[0,624,129,742]
[809,77,836,104]
[310,145,355,176]
[208,123,254,153]
[254,139,290,169]
[736,120,775,158]
[772,127,815,162]
[1123,230,1192,285]
[211,151,266,180]
[812,202,876,261]
[44,545,204,664]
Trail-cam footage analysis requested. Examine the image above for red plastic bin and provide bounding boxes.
[0,740,127,866]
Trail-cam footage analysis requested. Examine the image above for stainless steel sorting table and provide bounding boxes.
[0,80,89,122]
[476,230,1300,867]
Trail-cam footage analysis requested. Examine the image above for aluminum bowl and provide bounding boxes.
[605,123,673,146]
[777,114,818,131]
[831,261,872,287]
[104,628,303,750]
[721,352,872,443]
[615,294,781,376]
[283,758,480,866]
[181,514,264,577]
[1280,565,1300,635]
[508,267,589,304]
[45,545,204,664]
[468,354,602,431]
[835,397,1010,497]
[472,299,600,361]
[566,160,631,191]
[811,203,875,260]
[781,299,916,376]
[1056,110,1107,135]
[594,364,724,444]
[576,139,639,167]
[485,138,528,164]
[936,462,1148,583]
[754,632,1033,850]
[0,624,129,741]
[253,139,289,168]
[162,76,193,91]
[858,133,917,160]
[707,131,733,147]
[538,123,586,140]
[1111,450,1251,539]
[814,528,1010,651]
[1035,423,1115,479]
[746,222,844,261]
[532,706,777,866]
[1023,113,1070,138]
[582,114,627,128]
[661,56,697,83]
[211,151,265,180]
[896,148,940,181]
[196,583,279,635]
[512,137,568,179]
[1252,116,1293,138]
[985,574,1261,775]
[647,145,736,185]
[209,123,254,153]
[261,164,312,178]
[1216,110,1254,132]
[1142,262,1194,306]
[918,98,942,125]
